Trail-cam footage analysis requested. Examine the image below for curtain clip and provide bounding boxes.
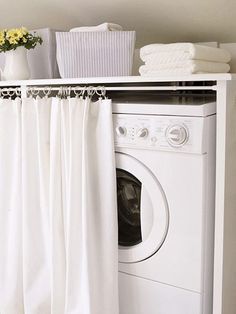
[96,86,107,99]
[43,87,51,98]
[73,86,83,98]
[87,86,96,99]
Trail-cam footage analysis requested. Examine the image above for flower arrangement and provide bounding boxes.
[0,27,43,52]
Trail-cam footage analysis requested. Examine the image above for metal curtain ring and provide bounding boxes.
[31,87,40,97]
[73,86,83,98]
[87,86,96,97]
[1,89,9,97]
[43,86,51,98]
[8,90,16,97]
[26,87,32,97]
[16,88,21,97]
[96,86,106,98]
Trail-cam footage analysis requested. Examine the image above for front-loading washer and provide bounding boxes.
[113,100,216,314]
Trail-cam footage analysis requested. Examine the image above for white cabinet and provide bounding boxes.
[0,73,235,314]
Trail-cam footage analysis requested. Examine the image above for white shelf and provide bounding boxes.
[0,73,235,87]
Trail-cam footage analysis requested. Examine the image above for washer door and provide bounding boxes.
[116,152,169,263]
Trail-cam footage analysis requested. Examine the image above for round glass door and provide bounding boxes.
[117,169,142,247]
[116,152,169,263]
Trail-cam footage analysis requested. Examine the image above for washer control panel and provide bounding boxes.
[113,114,207,154]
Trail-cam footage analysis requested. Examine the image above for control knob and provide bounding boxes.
[166,124,188,146]
[116,126,127,137]
[137,128,149,138]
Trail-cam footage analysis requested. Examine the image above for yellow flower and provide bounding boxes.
[8,36,18,45]
[21,27,28,35]
[6,29,14,38]
[0,31,5,45]
[0,31,4,40]
[6,28,23,44]
[0,27,41,50]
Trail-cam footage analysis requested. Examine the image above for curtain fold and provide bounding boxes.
[0,98,23,314]
[22,97,52,314]
[0,95,118,314]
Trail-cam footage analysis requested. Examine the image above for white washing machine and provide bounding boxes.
[113,100,216,314]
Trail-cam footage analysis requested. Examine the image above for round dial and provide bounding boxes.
[137,128,149,138]
[116,126,127,137]
[166,124,188,147]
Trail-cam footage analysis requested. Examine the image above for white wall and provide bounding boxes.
[1,0,236,47]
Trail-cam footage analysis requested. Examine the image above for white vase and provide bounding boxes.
[1,46,30,81]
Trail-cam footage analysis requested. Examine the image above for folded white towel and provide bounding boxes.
[140,43,231,63]
[70,23,123,32]
[139,60,230,76]
[142,51,227,65]
[140,60,230,72]
[139,69,209,76]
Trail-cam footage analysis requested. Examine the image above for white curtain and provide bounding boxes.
[0,95,119,314]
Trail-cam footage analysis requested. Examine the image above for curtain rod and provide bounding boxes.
[31,86,217,91]
[0,85,217,99]
[0,85,217,92]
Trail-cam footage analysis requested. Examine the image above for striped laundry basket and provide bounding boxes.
[56,31,136,78]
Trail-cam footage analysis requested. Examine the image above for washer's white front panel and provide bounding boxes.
[119,272,202,314]
[116,112,216,314]
[118,148,208,293]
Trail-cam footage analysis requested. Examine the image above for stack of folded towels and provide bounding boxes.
[139,43,231,76]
